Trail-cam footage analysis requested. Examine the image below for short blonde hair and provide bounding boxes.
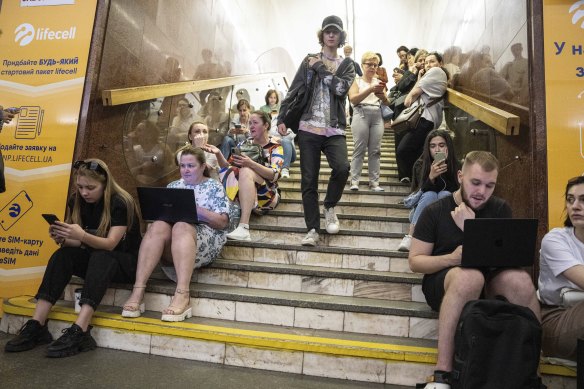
[360,51,379,65]
[414,49,429,63]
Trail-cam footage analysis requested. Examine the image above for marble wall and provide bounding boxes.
[81,0,537,218]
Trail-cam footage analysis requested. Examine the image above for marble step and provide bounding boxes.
[275,198,410,217]
[278,179,409,192]
[197,259,423,303]
[241,224,403,251]
[291,159,398,170]
[3,298,573,388]
[283,170,400,181]
[221,239,411,273]
[65,278,439,334]
[1,296,437,387]
[249,210,409,233]
[281,187,407,205]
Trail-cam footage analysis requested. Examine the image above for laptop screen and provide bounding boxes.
[461,218,538,268]
[137,187,198,224]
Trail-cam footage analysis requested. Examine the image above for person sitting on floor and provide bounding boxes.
[538,175,584,361]
[121,146,229,322]
[4,159,142,357]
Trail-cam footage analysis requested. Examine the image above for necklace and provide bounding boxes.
[321,51,338,61]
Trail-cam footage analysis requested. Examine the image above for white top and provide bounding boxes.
[418,67,447,128]
[538,227,584,305]
[355,77,382,106]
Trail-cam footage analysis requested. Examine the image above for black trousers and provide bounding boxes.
[396,117,434,180]
[36,247,137,310]
[297,131,350,232]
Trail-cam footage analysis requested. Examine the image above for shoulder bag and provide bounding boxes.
[392,94,445,135]
[279,55,316,133]
[233,140,266,166]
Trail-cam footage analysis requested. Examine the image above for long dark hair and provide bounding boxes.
[564,176,584,227]
[416,130,458,191]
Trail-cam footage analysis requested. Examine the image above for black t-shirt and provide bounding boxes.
[68,194,141,254]
[413,195,512,257]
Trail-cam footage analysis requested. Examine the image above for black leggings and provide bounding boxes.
[36,247,137,310]
[396,117,434,180]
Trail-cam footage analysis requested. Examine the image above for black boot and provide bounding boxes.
[46,324,97,358]
[4,319,53,352]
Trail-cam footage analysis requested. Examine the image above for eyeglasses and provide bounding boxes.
[73,160,107,176]
[363,63,379,68]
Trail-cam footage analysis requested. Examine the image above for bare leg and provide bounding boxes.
[435,267,485,371]
[124,221,172,306]
[486,269,541,321]
[164,222,197,313]
[32,299,53,326]
[236,167,264,224]
[74,305,95,332]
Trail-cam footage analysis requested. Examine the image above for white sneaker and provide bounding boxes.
[301,229,319,246]
[370,182,385,192]
[424,383,450,389]
[398,234,412,252]
[281,168,290,179]
[226,225,251,241]
[324,207,340,234]
[349,181,359,191]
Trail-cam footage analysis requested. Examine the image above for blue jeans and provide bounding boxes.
[280,136,296,169]
[220,134,248,159]
[410,190,452,224]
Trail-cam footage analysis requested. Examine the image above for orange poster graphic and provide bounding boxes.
[0,0,98,314]
[543,0,584,228]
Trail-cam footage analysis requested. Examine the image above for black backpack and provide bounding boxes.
[451,298,546,389]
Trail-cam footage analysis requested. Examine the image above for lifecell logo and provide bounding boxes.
[14,23,76,46]
[570,1,584,28]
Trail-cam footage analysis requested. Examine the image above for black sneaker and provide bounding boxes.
[4,319,53,352]
[46,324,97,358]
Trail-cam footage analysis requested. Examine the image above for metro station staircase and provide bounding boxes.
[1,129,576,387]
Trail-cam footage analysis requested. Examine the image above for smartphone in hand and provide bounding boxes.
[42,213,60,225]
[231,147,241,156]
[433,152,446,163]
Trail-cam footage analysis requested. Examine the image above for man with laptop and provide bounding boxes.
[408,151,541,389]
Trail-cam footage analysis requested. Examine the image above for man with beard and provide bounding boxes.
[408,151,540,389]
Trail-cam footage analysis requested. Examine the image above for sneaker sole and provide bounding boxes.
[301,241,317,246]
[4,333,53,352]
[46,339,97,358]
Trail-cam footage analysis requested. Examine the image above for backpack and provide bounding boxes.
[451,298,546,389]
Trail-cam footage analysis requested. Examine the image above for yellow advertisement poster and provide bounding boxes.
[543,0,584,228]
[0,0,97,314]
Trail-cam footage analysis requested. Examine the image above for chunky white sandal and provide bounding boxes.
[161,289,192,322]
[121,285,146,318]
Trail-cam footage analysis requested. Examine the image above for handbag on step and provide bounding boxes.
[392,93,446,135]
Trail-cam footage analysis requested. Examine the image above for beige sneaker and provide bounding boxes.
[324,207,340,234]
[301,229,319,246]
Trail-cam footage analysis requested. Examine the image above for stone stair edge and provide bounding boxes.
[248,224,404,238]
[223,239,408,258]
[209,258,422,284]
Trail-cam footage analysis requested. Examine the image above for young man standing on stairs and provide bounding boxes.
[408,151,541,388]
[277,15,355,246]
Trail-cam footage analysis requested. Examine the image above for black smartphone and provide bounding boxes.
[234,124,242,129]
[42,213,60,225]
[231,147,241,156]
[393,67,404,74]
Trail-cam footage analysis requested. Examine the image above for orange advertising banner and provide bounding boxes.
[0,0,97,312]
[543,0,584,228]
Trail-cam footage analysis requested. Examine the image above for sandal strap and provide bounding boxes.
[175,288,189,294]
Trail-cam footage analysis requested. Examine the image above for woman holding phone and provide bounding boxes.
[398,130,459,251]
[5,159,142,357]
[204,110,283,241]
[348,51,389,191]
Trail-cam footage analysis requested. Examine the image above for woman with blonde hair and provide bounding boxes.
[348,51,389,191]
[5,159,142,357]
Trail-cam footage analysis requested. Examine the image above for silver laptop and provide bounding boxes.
[461,218,538,267]
[137,187,198,224]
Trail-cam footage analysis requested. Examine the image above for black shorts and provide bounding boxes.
[421,266,504,312]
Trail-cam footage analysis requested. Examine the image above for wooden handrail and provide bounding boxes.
[101,72,288,106]
[446,88,520,135]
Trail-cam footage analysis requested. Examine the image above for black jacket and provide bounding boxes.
[278,54,355,131]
